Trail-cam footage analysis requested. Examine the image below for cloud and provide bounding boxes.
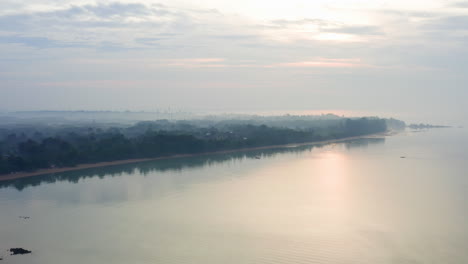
[326,25,382,35]
[134,37,164,46]
[207,34,258,40]
[450,1,468,8]
[158,58,227,68]
[0,35,86,49]
[268,58,371,68]
[268,18,383,36]
[80,2,152,17]
[374,9,438,19]
[0,2,465,72]
[423,15,468,30]
[38,80,148,89]
[270,18,330,27]
[0,2,179,30]
[0,2,261,54]
[0,2,195,52]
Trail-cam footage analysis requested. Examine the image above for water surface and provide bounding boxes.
[0,129,467,263]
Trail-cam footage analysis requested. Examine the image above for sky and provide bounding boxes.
[0,0,467,124]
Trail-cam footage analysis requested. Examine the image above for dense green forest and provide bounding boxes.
[0,116,394,175]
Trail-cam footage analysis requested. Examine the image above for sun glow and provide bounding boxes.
[314,151,353,223]
[317,151,349,190]
[314,33,355,41]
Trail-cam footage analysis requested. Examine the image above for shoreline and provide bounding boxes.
[0,132,388,182]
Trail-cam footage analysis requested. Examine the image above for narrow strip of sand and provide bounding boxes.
[0,133,387,182]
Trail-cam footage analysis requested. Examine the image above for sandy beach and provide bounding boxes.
[0,133,387,182]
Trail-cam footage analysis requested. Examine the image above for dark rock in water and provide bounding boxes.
[10,248,32,255]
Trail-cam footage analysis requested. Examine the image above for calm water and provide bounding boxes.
[0,129,467,264]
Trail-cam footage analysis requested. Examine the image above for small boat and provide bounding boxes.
[400,156,406,159]
[254,156,261,159]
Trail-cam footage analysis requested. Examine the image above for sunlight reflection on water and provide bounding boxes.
[0,129,467,264]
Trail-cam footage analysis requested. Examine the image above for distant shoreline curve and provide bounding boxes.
[0,132,389,182]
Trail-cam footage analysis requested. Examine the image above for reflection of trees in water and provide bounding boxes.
[344,137,385,149]
[0,137,385,191]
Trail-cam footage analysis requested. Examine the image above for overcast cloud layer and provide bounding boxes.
[1,0,467,124]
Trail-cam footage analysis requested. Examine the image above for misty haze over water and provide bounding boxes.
[1,0,467,262]
[1,128,467,263]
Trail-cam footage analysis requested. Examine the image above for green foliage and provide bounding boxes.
[0,118,388,175]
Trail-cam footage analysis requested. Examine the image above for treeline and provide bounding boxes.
[408,123,450,129]
[0,118,388,175]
